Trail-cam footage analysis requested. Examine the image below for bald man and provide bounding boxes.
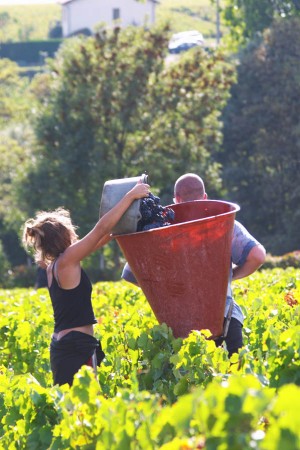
[122,173,266,356]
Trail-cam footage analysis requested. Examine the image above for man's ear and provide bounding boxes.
[203,193,208,200]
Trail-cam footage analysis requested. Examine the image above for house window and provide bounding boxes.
[113,8,120,20]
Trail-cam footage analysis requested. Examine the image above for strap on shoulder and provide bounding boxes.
[52,259,62,288]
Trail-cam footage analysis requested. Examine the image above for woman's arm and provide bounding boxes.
[93,233,113,251]
[60,181,149,267]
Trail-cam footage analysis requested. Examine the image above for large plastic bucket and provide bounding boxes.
[99,174,148,235]
[115,200,240,338]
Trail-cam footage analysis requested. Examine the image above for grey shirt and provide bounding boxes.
[225,221,260,323]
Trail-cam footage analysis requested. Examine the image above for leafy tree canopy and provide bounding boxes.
[17,25,235,236]
[0,59,35,266]
[220,0,300,49]
[13,24,235,279]
[0,59,33,225]
[0,58,30,126]
[221,17,300,254]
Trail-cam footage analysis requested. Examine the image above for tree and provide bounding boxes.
[0,59,30,126]
[221,0,300,49]
[139,47,236,202]
[0,59,34,268]
[0,240,10,286]
[17,26,169,231]
[221,18,300,254]
[16,25,235,279]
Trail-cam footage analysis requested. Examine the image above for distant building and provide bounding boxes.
[59,0,158,38]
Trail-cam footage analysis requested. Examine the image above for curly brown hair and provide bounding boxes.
[22,208,78,264]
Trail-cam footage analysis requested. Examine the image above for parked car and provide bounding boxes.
[168,30,204,54]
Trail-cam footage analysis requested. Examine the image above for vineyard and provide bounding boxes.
[0,268,299,449]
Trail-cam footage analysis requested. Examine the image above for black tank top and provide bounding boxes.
[49,264,97,333]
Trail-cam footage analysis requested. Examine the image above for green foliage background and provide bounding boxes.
[220,0,300,49]
[1,1,300,284]
[221,18,300,255]
[4,24,234,283]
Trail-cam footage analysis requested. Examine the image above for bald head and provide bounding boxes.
[174,173,207,203]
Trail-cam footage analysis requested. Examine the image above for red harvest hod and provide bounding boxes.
[115,200,239,339]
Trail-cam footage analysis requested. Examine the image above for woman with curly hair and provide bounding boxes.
[22,180,149,386]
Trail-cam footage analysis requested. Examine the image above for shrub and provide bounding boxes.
[4,264,36,288]
[264,251,300,269]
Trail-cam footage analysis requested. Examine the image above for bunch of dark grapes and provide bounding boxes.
[137,192,175,232]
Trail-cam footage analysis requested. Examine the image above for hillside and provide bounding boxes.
[0,0,218,43]
[157,0,218,39]
[0,4,61,42]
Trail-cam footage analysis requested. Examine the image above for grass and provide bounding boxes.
[157,0,217,37]
[0,4,61,42]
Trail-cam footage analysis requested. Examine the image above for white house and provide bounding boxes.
[59,0,158,38]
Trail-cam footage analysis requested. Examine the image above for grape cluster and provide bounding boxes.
[137,192,175,232]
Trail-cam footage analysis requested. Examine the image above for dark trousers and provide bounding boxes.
[215,317,243,357]
[50,331,105,386]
